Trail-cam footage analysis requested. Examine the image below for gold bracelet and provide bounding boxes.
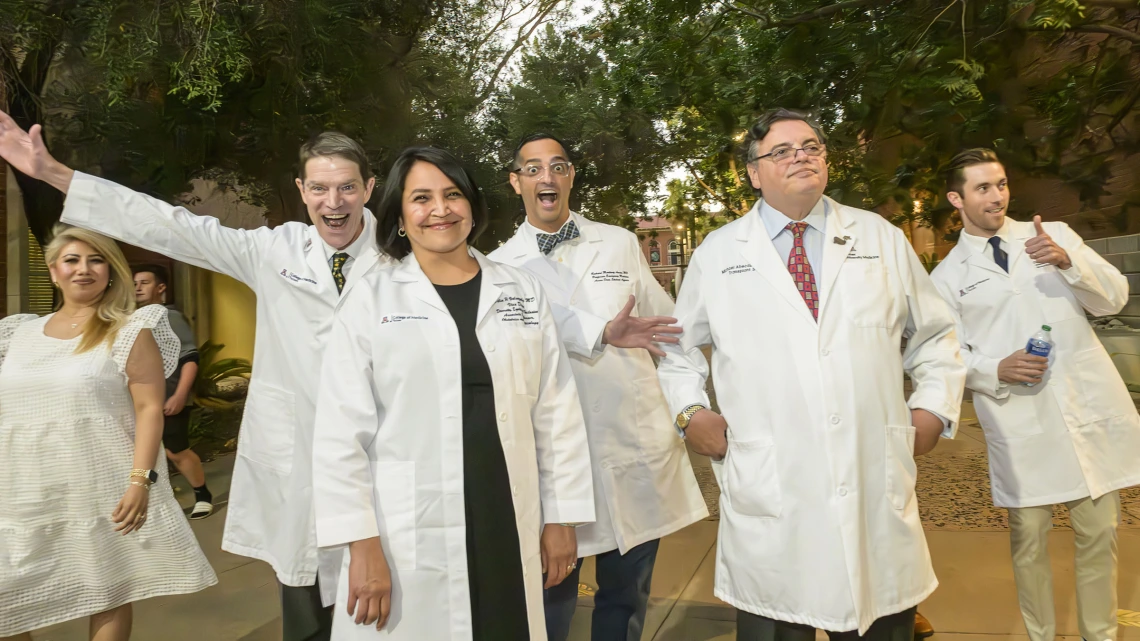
[129,480,151,491]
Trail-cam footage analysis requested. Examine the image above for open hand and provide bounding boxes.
[0,110,74,192]
[112,483,151,535]
[348,537,393,630]
[1025,216,1071,269]
[602,295,682,357]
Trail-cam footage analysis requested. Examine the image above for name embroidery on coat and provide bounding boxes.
[495,296,539,326]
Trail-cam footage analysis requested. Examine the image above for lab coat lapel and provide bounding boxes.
[503,230,567,298]
[391,254,449,314]
[473,251,509,327]
[567,215,601,299]
[303,226,340,302]
[817,199,858,319]
[737,204,817,326]
[339,211,381,299]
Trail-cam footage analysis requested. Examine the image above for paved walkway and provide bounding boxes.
[30,399,1140,640]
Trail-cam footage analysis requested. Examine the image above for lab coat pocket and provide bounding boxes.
[238,380,296,474]
[370,461,417,571]
[724,437,782,518]
[1072,346,1133,424]
[509,329,543,397]
[884,425,918,510]
[841,263,894,327]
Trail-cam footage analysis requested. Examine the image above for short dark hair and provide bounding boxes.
[132,263,169,287]
[743,108,827,164]
[298,131,372,181]
[510,132,572,170]
[945,148,1002,195]
[376,147,489,260]
[741,108,827,196]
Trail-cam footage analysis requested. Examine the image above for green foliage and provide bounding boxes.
[488,0,1140,231]
[193,340,251,410]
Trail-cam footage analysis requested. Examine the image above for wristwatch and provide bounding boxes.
[130,468,158,484]
[675,404,707,431]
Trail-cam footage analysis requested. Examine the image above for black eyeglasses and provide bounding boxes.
[749,143,826,164]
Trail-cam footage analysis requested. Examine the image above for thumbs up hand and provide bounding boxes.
[1024,215,1072,270]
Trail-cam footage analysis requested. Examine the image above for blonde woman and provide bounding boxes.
[0,226,216,641]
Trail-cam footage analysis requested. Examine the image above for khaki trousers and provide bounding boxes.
[1007,491,1121,641]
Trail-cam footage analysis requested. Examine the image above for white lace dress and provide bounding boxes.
[0,305,217,635]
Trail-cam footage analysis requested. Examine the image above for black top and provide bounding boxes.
[433,270,529,640]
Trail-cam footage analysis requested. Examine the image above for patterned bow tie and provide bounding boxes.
[536,220,580,255]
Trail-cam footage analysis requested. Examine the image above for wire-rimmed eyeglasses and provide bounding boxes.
[749,143,826,164]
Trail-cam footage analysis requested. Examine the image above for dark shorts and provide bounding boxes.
[163,408,193,454]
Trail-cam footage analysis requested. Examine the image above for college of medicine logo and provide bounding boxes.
[381,317,390,324]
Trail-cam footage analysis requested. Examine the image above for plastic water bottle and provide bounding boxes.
[1023,325,1053,387]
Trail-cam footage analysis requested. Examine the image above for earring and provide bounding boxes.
[398,227,407,237]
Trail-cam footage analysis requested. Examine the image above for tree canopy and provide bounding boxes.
[3,0,1139,247]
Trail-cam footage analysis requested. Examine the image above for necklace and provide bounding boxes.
[61,309,94,330]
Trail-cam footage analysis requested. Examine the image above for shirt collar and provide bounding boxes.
[959,217,1012,255]
[759,198,827,240]
[521,213,577,241]
[322,210,372,261]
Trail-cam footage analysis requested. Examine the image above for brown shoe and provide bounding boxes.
[914,612,935,639]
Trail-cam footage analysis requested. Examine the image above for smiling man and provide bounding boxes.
[0,112,387,641]
[490,133,708,641]
[656,108,965,641]
[930,148,1137,641]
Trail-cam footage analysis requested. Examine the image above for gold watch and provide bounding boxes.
[675,404,707,430]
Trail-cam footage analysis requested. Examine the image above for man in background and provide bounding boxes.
[134,264,214,519]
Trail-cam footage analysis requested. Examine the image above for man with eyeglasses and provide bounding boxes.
[656,108,965,641]
[490,133,709,641]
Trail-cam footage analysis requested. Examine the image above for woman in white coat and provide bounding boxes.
[312,147,594,640]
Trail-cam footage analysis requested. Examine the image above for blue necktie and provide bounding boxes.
[536,220,581,255]
[988,236,1008,273]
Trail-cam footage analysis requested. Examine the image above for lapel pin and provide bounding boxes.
[833,236,849,245]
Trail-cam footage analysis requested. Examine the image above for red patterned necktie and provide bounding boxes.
[786,222,818,320]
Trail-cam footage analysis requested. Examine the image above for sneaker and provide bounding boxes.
[189,501,214,520]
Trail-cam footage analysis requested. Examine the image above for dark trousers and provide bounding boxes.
[737,606,918,641]
[279,580,333,641]
[544,538,661,641]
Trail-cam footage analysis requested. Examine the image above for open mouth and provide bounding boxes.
[985,206,1005,215]
[424,221,458,231]
[537,189,559,208]
[322,213,350,229]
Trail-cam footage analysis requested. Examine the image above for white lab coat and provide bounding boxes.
[311,250,594,641]
[656,198,966,633]
[60,172,387,602]
[490,213,708,557]
[930,219,1139,508]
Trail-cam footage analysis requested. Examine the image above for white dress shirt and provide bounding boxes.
[759,197,829,274]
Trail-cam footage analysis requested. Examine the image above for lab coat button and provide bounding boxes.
[1013,289,1020,295]
[592,402,601,413]
[511,485,518,496]
[499,412,508,422]
[571,297,577,304]
[486,344,496,352]
[821,348,830,356]
[830,415,840,424]
[838,487,848,497]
